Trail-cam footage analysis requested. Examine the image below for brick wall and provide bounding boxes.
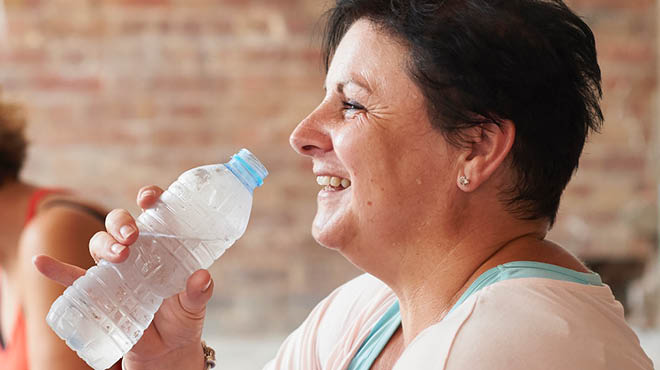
[556,0,657,260]
[0,0,657,338]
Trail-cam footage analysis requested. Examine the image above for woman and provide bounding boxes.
[36,0,653,369]
[0,96,115,369]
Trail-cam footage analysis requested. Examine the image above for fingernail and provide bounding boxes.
[202,278,212,292]
[111,243,126,255]
[120,225,136,239]
[140,190,156,200]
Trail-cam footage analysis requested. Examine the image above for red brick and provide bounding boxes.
[4,0,42,8]
[0,48,47,64]
[170,104,206,118]
[113,0,170,6]
[35,15,107,37]
[285,16,315,35]
[149,76,228,92]
[121,20,148,34]
[33,75,102,92]
[210,19,233,34]
[567,0,654,11]
[598,40,654,65]
[182,20,202,36]
[63,50,86,65]
[583,155,647,172]
[156,19,172,34]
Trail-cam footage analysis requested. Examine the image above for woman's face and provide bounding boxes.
[290,19,460,266]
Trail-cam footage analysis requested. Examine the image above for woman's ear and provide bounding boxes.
[456,119,515,192]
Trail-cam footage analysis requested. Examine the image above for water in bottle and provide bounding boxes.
[46,148,268,369]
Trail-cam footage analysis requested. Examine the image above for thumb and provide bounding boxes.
[178,269,214,318]
[33,254,86,287]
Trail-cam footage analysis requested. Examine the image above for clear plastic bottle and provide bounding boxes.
[46,149,268,370]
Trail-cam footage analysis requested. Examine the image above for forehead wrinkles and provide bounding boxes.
[326,19,408,95]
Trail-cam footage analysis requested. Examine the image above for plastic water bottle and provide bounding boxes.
[46,149,268,369]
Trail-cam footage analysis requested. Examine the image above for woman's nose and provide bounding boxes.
[289,109,333,157]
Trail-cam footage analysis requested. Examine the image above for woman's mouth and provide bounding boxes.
[316,176,351,191]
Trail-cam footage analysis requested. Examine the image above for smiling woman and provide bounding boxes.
[35,0,654,369]
[291,19,453,264]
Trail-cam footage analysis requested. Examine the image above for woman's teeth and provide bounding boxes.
[316,176,351,189]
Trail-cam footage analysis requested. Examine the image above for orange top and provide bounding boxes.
[0,308,28,370]
[0,189,64,370]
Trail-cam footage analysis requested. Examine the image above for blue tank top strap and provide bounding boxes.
[347,301,401,370]
[449,261,602,314]
[347,261,602,370]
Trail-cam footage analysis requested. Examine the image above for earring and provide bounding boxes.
[458,175,470,187]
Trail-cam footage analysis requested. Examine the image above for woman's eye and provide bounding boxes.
[342,101,365,112]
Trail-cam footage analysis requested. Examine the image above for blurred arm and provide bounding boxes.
[18,205,117,369]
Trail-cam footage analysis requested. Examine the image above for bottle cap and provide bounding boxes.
[233,148,268,187]
[226,148,268,192]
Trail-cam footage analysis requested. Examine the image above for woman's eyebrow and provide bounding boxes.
[336,79,373,95]
[323,75,373,95]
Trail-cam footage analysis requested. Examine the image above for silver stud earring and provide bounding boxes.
[458,175,470,186]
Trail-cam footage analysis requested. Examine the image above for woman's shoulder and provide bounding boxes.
[31,191,106,224]
[19,193,105,271]
[267,274,395,369]
[23,190,106,231]
[330,273,396,318]
[453,279,652,368]
[473,277,618,317]
[281,273,393,334]
[396,279,653,370]
[318,273,394,324]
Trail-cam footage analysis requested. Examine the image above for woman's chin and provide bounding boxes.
[311,214,352,251]
[311,224,341,250]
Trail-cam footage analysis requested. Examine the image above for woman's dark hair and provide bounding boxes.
[0,95,27,186]
[322,0,603,225]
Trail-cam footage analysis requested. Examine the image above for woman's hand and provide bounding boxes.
[33,186,213,370]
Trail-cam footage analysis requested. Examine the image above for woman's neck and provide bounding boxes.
[382,218,550,346]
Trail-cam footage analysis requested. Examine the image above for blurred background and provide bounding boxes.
[0,0,658,367]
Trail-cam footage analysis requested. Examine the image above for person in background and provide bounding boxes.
[0,95,115,369]
[36,0,654,369]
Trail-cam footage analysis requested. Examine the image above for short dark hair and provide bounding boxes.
[321,0,603,225]
[0,96,27,185]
